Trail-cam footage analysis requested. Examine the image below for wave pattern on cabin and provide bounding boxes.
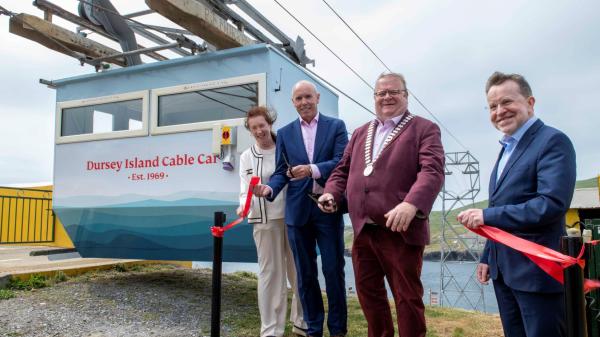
[54,201,256,262]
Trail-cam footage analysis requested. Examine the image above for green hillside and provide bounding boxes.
[343,200,488,251]
[345,177,597,251]
[427,199,488,252]
[575,176,598,188]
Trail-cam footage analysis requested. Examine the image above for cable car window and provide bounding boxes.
[157,83,258,127]
[61,99,144,136]
[55,90,149,144]
[150,74,266,135]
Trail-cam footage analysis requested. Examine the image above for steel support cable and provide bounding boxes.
[272,0,375,119]
[273,0,373,91]
[0,5,13,16]
[321,0,391,73]
[76,0,179,39]
[73,0,376,120]
[320,0,468,151]
[409,93,468,150]
[303,66,374,116]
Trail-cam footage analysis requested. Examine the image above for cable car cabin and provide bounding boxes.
[51,44,339,262]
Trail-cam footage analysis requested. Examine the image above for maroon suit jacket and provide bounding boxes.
[324,113,445,246]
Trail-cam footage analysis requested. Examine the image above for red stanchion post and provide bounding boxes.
[561,235,588,337]
[211,211,226,337]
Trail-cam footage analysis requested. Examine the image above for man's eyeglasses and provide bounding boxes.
[374,89,406,98]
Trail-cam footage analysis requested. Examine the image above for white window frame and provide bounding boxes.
[150,73,266,135]
[55,90,149,144]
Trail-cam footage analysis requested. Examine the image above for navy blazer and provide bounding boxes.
[481,119,576,293]
[268,113,348,226]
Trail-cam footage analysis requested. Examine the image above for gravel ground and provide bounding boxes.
[0,265,256,337]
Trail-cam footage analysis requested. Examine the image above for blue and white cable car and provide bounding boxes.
[51,44,339,262]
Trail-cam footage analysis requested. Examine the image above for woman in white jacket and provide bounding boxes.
[237,106,307,337]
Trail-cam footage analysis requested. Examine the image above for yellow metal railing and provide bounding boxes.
[0,186,55,244]
[0,186,74,248]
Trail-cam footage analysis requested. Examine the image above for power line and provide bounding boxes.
[321,0,391,73]
[0,5,13,16]
[303,66,375,116]
[319,0,468,151]
[76,1,374,129]
[273,0,373,91]
[409,93,468,150]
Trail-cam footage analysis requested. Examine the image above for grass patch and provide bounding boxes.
[8,274,49,290]
[10,271,71,291]
[1,264,502,336]
[453,327,466,337]
[232,271,257,280]
[425,306,501,337]
[0,288,15,300]
[222,279,502,336]
[114,263,129,272]
[54,271,68,283]
[113,263,147,273]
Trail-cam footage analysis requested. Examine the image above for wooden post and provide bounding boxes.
[145,0,254,49]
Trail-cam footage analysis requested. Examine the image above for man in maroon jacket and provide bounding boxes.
[318,72,445,337]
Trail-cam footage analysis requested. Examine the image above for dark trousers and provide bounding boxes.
[287,205,347,337]
[493,273,566,337]
[352,224,425,337]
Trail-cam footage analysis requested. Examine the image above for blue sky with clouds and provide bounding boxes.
[0,0,598,203]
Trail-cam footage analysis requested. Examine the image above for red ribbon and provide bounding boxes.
[210,176,260,238]
[468,225,600,293]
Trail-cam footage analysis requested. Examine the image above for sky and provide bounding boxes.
[0,0,599,203]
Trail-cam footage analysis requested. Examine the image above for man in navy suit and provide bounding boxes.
[458,72,576,337]
[254,80,348,337]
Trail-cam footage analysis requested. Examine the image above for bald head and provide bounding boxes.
[291,80,317,96]
[291,80,320,122]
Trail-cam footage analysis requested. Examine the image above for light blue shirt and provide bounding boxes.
[496,116,538,181]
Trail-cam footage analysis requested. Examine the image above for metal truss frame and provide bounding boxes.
[439,151,487,311]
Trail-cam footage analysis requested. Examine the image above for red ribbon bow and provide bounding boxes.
[210,176,260,238]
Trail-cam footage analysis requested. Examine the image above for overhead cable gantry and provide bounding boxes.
[2,0,314,71]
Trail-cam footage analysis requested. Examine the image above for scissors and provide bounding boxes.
[307,193,338,211]
[282,152,295,178]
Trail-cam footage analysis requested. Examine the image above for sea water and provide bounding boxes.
[194,257,499,313]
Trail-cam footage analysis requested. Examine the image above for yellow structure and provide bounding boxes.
[565,208,580,229]
[566,174,600,229]
[0,185,73,248]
